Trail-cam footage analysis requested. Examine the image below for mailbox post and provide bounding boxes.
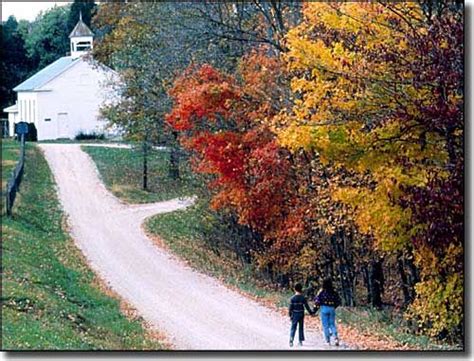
[15,121,29,147]
[15,122,29,160]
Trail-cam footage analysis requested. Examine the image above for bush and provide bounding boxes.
[26,123,38,141]
[75,131,105,140]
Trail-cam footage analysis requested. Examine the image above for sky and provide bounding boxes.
[1,1,69,22]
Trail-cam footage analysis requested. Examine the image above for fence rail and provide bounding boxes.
[5,138,25,216]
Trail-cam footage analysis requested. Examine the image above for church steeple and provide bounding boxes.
[69,12,94,58]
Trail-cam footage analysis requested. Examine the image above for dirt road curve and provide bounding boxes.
[39,144,334,350]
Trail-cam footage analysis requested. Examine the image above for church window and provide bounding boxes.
[76,41,91,52]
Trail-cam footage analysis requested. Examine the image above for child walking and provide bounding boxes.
[288,283,315,347]
[314,278,341,346]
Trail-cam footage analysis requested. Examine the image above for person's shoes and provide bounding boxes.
[298,341,303,346]
[289,340,293,347]
[326,340,331,346]
[334,338,340,346]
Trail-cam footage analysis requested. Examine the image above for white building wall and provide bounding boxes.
[33,59,114,140]
[8,112,18,136]
[17,92,38,124]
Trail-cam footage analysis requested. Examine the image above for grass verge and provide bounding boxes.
[82,145,197,204]
[1,140,163,350]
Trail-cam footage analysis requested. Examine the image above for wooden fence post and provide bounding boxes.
[5,137,25,217]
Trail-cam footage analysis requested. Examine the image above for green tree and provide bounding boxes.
[0,16,31,111]
[21,4,71,72]
[93,2,239,180]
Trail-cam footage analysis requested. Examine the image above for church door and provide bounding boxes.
[57,112,69,138]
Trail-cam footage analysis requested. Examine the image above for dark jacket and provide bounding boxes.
[289,294,314,318]
[314,289,341,308]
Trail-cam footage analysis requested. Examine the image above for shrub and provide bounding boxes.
[75,131,105,140]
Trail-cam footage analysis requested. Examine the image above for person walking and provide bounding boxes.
[288,283,315,347]
[314,278,341,346]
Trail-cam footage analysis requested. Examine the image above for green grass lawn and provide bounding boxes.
[1,140,163,350]
[82,146,198,204]
[86,145,460,351]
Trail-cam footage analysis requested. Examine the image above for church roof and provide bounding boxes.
[69,17,94,38]
[14,56,80,92]
[3,104,18,113]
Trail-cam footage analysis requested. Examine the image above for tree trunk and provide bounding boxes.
[363,264,371,305]
[405,252,420,302]
[168,131,180,180]
[142,140,148,191]
[343,232,356,306]
[331,233,355,306]
[370,258,384,309]
[397,253,412,306]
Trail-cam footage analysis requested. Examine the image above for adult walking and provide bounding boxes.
[314,278,341,346]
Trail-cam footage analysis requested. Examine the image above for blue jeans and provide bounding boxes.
[320,305,338,343]
[289,314,305,342]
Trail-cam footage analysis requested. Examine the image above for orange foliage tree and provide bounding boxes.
[167,51,375,305]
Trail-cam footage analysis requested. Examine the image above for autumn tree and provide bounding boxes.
[187,1,303,53]
[276,2,463,338]
[166,51,377,306]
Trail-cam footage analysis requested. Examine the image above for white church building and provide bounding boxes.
[3,14,117,141]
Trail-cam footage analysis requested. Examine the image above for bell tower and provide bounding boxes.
[69,12,94,59]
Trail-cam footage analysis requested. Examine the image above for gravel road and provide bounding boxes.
[39,144,334,351]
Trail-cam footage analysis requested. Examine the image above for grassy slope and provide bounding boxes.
[1,140,162,350]
[82,146,198,204]
[86,145,460,351]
